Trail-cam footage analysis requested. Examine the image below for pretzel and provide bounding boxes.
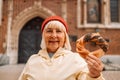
[76,33,109,58]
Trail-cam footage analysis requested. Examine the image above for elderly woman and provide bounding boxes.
[18,16,105,80]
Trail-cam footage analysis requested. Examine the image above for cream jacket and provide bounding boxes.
[18,48,105,80]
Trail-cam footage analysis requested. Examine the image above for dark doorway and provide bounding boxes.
[18,17,44,63]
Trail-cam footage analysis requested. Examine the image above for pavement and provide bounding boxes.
[0,64,24,80]
[0,64,120,80]
[102,71,120,80]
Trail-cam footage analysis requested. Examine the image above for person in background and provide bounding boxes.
[18,16,105,80]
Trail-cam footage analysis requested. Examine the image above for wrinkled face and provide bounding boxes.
[43,22,66,53]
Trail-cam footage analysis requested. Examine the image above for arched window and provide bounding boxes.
[87,0,101,23]
[110,0,119,22]
[77,0,105,28]
[77,0,120,28]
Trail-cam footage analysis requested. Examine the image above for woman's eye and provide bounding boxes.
[46,30,52,32]
[56,30,62,32]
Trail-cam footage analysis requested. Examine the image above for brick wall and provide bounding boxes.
[0,0,120,55]
[0,0,8,53]
[13,0,35,19]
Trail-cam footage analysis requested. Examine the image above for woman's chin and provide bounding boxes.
[47,46,59,53]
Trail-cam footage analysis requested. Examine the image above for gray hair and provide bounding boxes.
[40,21,71,50]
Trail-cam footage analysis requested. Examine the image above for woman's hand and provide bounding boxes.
[86,54,104,78]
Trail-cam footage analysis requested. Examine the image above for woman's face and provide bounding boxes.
[44,27,65,53]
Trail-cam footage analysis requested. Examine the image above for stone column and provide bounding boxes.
[103,0,108,25]
[6,0,14,64]
[107,0,110,24]
[77,0,81,28]
[0,0,3,26]
[61,0,67,21]
[83,0,87,26]
[118,0,120,22]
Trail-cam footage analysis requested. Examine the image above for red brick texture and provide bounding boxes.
[0,0,120,55]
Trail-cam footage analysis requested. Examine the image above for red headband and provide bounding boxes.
[41,16,68,32]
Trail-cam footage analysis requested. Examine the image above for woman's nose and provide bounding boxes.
[51,31,57,37]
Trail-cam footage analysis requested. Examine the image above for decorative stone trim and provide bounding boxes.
[61,0,67,21]
[0,0,3,26]
[0,54,9,66]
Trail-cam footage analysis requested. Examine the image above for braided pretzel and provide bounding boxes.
[76,33,109,58]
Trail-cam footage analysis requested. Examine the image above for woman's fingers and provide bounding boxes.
[86,54,104,78]
[87,54,101,65]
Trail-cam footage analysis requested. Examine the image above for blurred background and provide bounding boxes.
[0,0,120,80]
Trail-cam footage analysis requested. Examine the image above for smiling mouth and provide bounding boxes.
[49,41,59,43]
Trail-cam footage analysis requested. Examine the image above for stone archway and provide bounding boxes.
[9,4,55,64]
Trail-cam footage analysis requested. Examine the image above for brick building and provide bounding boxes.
[0,0,120,64]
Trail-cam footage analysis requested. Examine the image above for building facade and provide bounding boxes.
[0,0,120,64]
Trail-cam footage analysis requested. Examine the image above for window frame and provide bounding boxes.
[77,0,120,29]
